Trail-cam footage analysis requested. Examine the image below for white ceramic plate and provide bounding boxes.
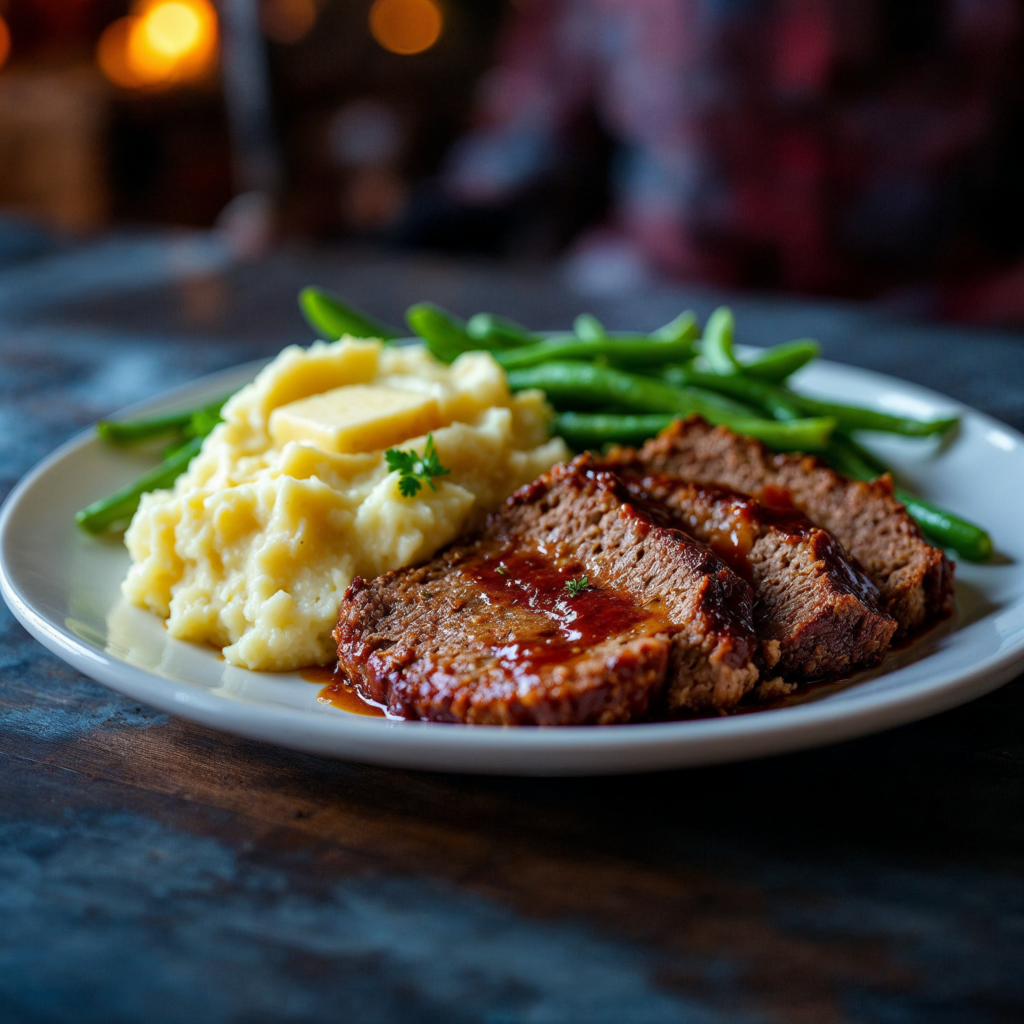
[3,354,1024,775]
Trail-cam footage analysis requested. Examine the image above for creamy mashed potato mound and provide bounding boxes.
[123,338,569,670]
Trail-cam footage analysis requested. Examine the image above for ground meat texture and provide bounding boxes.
[335,463,760,724]
[623,417,953,637]
[599,458,898,680]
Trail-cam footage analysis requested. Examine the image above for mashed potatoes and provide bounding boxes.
[122,338,568,670]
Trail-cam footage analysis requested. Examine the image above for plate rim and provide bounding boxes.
[3,354,1024,775]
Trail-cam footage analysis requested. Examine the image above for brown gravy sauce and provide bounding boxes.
[304,618,946,723]
[461,550,668,678]
[300,666,387,718]
[621,474,813,582]
[302,522,946,723]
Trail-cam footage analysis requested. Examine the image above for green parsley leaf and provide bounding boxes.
[385,433,451,499]
[564,575,590,597]
[384,446,417,476]
[397,474,422,498]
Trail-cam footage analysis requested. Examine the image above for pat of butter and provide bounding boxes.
[269,384,442,454]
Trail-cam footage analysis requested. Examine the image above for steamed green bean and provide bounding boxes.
[785,392,958,437]
[466,312,540,348]
[662,365,957,437]
[740,339,820,381]
[495,334,697,371]
[96,393,233,445]
[299,287,401,341]
[405,303,475,363]
[650,311,699,344]
[76,435,203,534]
[507,362,836,450]
[572,313,608,343]
[701,306,742,375]
[553,411,835,452]
[660,365,805,421]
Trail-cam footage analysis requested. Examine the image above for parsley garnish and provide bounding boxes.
[564,575,590,597]
[385,434,451,498]
[495,565,508,576]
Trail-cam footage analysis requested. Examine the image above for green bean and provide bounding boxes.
[96,393,233,445]
[826,436,992,561]
[76,435,203,534]
[831,432,889,476]
[405,303,476,363]
[650,311,699,344]
[740,339,821,382]
[506,362,835,450]
[162,437,194,460]
[573,313,607,343]
[97,409,194,445]
[660,365,805,421]
[188,406,225,439]
[507,362,696,414]
[552,411,835,453]
[160,406,223,458]
[662,365,958,437]
[495,334,698,372]
[825,434,883,481]
[672,385,757,417]
[574,312,694,352]
[299,287,402,341]
[466,313,540,348]
[684,415,836,452]
[701,306,742,375]
[789,392,958,436]
[897,493,993,562]
[553,412,676,449]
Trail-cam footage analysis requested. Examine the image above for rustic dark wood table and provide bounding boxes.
[2,234,1023,1023]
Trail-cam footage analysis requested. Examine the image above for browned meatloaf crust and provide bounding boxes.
[334,462,760,724]
[624,417,954,636]
[595,453,897,679]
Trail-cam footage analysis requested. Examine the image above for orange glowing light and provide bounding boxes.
[261,0,317,45]
[125,18,179,84]
[97,17,150,88]
[97,0,218,90]
[369,0,443,56]
[0,16,11,72]
[142,1,205,59]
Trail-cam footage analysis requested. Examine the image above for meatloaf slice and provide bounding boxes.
[335,463,761,724]
[598,455,897,679]
[625,417,953,636]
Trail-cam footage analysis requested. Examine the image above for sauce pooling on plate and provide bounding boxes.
[301,666,387,717]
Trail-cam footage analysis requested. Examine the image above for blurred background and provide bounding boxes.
[1,0,1023,323]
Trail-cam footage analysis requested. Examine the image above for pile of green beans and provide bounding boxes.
[75,394,231,534]
[75,286,991,562]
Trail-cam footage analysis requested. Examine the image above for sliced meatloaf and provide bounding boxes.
[335,462,761,724]
[624,417,953,636]
[596,454,897,679]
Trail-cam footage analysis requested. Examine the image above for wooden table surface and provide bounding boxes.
[2,234,1023,1023]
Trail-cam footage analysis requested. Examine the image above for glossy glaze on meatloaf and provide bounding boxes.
[625,417,953,637]
[335,462,760,723]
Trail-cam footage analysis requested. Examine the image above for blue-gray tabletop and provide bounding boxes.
[2,234,1023,1024]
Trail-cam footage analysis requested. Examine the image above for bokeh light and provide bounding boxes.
[96,0,218,90]
[261,0,317,45]
[369,0,443,56]
[0,15,11,72]
[141,1,205,60]
[97,17,148,88]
